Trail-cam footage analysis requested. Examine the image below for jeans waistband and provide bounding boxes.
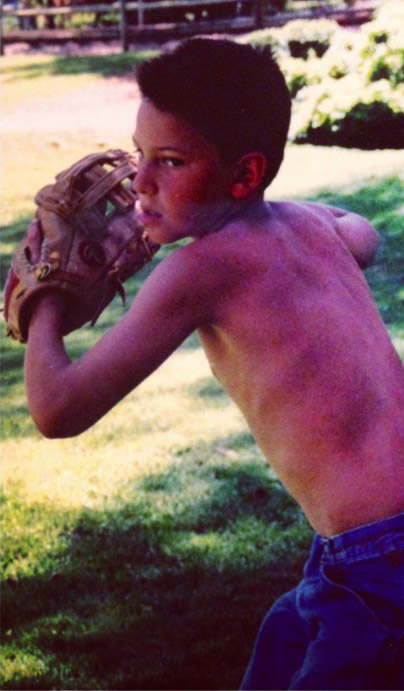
[310,512,404,569]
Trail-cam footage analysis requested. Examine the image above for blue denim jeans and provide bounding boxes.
[241,512,404,690]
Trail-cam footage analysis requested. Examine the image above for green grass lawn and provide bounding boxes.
[1,53,404,690]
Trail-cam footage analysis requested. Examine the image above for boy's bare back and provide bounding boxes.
[188,200,404,537]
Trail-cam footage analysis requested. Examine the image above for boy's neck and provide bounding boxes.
[197,194,267,239]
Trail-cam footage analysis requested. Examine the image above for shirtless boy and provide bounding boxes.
[23,39,404,689]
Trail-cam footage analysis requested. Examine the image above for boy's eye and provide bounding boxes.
[162,157,184,168]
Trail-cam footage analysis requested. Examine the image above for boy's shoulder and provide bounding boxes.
[158,197,377,291]
[167,200,322,277]
[178,200,332,261]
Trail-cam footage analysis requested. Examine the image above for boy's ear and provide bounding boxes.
[230,153,267,200]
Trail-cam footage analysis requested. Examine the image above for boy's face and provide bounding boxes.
[132,99,235,244]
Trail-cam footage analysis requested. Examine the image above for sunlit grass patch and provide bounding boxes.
[0,52,157,107]
[1,70,97,108]
[0,52,157,82]
[1,342,249,509]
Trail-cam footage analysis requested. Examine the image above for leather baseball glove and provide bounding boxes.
[4,149,159,343]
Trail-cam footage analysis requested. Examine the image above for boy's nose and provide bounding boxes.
[133,163,157,196]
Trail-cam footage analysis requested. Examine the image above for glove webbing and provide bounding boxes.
[35,153,137,219]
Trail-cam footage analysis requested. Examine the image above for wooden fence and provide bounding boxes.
[1,0,377,52]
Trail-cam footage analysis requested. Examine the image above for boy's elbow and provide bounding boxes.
[336,212,380,269]
[356,223,381,269]
[36,422,67,439]
[32,410,81,439]
[30,398,88,439]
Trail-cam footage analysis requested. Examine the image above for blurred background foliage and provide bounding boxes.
[239,0,404,147]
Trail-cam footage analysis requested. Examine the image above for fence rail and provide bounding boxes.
[1,0,377,52]
[3,0,251,15]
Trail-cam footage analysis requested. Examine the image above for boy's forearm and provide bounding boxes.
[25,296,73,438]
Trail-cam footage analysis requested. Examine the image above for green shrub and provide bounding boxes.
[280,19,338,59]
[365,44,404,87]
[363,0,404,47]
[2,15,19,31]
[69,12,97,28]
[98,11,120,26]
[238,18,338,60]
[283,0,404,148]
[316,30,367,80]
[281,55,323,97]
[359,0,404,86]
[236,27,283,52]
[241,2,404,148]
[291,77,404,149]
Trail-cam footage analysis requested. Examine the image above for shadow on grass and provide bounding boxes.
[1,451,312,690]
[1,52,158,82]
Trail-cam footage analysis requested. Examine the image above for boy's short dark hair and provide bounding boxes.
[135,37,291,190]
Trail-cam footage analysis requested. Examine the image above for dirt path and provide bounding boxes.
[2,76,141,137]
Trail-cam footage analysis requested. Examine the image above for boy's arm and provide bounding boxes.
[25,248,209,438]
[300,201,380,269]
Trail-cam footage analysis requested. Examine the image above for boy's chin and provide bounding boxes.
[145,213,223,244]
[145,226,188,246]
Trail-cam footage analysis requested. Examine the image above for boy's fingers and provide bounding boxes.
[27,219,43,264]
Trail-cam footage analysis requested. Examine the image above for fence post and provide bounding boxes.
[254,0,264,28]
[138,0,144,27]
[119,0,129,52]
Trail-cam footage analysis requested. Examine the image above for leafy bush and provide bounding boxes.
[360,1,404,88]
[98,11,120,26]
[280,55,323,97]
[69,12,97,29]
[366,46,404,87]
[240,0,404,147]
[363,0,404,47]
[280,19,338,59]
[291,77,404,149]
[237,26,283,51]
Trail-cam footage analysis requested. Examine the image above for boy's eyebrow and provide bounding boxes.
[132,136,188,155]
[156,146,188,154]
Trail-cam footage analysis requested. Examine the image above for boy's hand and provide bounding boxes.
[3,150,160,343]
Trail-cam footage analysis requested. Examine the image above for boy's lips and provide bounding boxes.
[137,207,162,226]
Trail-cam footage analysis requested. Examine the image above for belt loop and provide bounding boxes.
[321,536,338,565]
